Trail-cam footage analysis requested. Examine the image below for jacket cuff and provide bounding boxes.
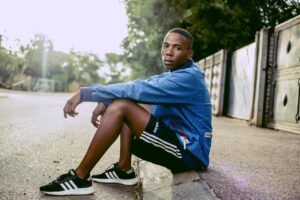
[80,87,93,102]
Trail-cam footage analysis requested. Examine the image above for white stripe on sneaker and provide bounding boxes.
[69,180,78,189]
[109,171,117,179]
[105,172,113,179]
[60,181,78,191]
[108,172,115,179]
[65,182,72,190]
[112,171,119,179]
[60,183,68,191]
[44,185,94,196]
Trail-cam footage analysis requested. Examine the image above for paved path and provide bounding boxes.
[0,90,139,200]
[2,90,299,200]
[200,117,300,200]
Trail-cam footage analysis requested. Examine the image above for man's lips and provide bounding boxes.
[164,60,173,65]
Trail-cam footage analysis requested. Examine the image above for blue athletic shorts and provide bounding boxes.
[131,115,197,173]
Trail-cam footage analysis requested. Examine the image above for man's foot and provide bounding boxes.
[40,169,94,196]
[92,163,138,185]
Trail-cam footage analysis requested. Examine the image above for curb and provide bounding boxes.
[133,157,143,200]
[135,158,217,200]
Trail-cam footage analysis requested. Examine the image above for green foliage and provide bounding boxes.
[258,0,300,28]
[63,51,104,86]
[23,34,53,78]
[1,34,108,91]
[102,53,131,84]
[1,0,299,90]
[123,0,300,78]
[123,0,169,79]
[0,47,22,86]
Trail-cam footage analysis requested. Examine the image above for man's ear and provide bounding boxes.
[188,50,194,59]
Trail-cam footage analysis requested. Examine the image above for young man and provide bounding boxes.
[40,28,212,196]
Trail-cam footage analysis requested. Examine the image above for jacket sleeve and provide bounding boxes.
[80,68,207,105]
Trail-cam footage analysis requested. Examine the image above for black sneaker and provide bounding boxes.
[40,169,94,196]
[92,163,138,185]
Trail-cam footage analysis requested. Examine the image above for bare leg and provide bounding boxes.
[75,99,151,179]
[117,125,133,171]
[118,104,151,171]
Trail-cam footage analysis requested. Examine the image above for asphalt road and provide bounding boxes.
[200,117,300,200]
[1,90,299,200]
[0,90,139,200]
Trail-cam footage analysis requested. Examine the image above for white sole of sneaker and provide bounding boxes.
[92,178,138,186]
[42,187,94,196]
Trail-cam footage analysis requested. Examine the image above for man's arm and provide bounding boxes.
[91,102,106,128]
[81,70,203,105]
[63,91,80,118]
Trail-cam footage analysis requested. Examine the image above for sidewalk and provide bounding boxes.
[137,116,300,200]
[1,90,299,199]
[198,117,300,200]
[136,159,216,200]
[1,90,215,200]
[0,91,140,200]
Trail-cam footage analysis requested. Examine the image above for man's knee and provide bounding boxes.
[107,99,150,120]
[111,99,134,107]
[108,99,135,113]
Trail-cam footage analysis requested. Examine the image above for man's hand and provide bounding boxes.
[91,102,106,128]
[63,91,81,118]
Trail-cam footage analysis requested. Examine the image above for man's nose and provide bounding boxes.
[165,47,173,56]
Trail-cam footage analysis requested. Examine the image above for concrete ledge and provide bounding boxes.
[136,159,217,200]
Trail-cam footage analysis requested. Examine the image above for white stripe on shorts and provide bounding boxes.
[140,132,182,158]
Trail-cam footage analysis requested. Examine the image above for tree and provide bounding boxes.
[0,47,21,87]
[123,0,300,78]
[23,34,53,78]
[20,34,105,91]
[100,53,131,84]
[50,51,105,91]
[69,51,104,86]
[258,0,300,28]
[123,0,171,79]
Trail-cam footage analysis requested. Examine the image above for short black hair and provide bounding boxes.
[168,28,194,49]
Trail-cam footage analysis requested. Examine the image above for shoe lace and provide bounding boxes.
[53,171,72,183]
[105,163,134,175]
[105,162,118,171]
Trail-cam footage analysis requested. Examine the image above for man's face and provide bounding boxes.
[161,32,193,71]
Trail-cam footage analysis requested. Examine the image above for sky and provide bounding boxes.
[0,0,128,58]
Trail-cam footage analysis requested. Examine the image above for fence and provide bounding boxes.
[198,15,300,134]
[9,77,62,92]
